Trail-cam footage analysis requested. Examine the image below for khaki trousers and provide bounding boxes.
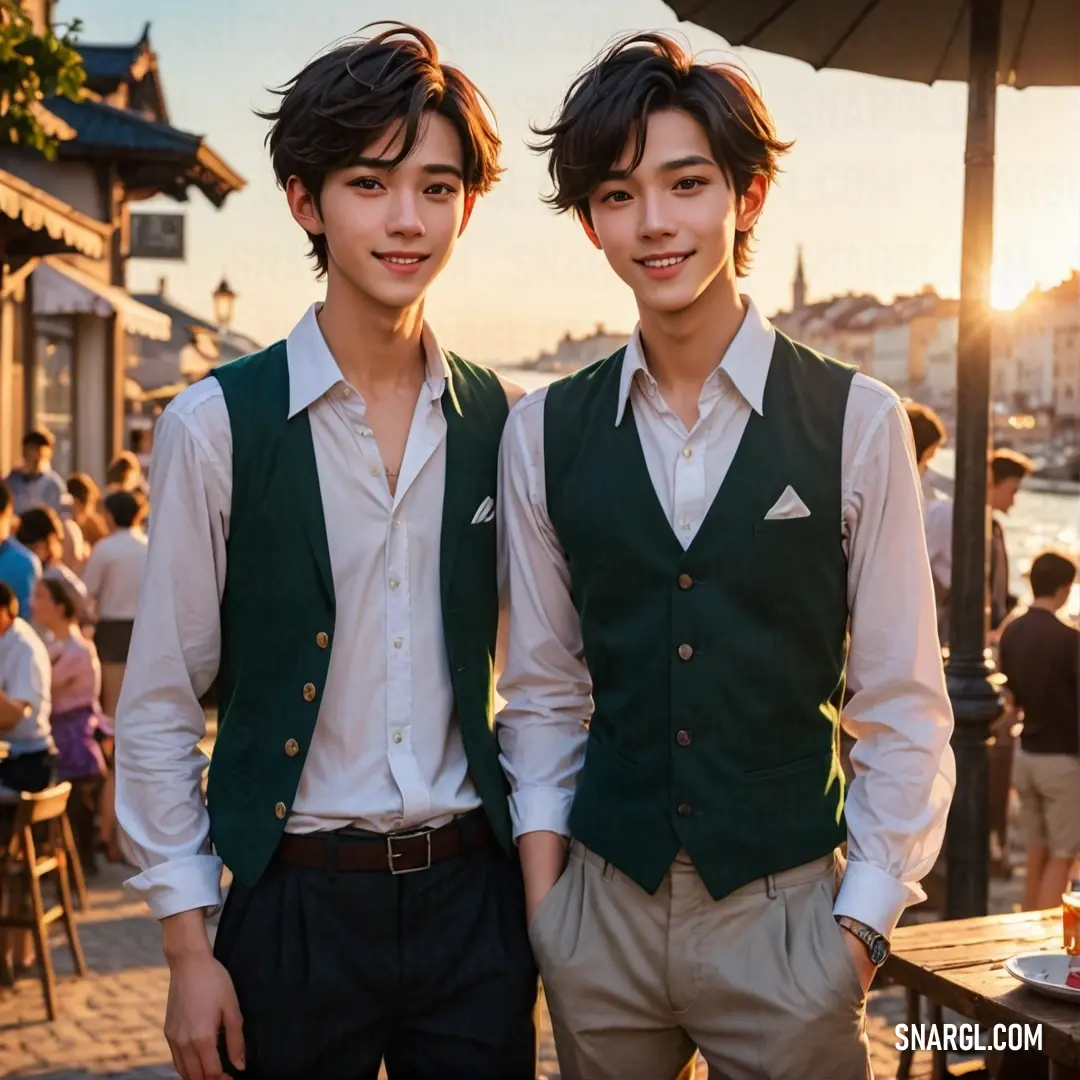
[530,842,872,1080]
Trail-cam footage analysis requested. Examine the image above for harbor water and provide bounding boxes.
[500,367,1080,620]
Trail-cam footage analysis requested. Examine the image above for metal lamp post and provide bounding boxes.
[941,0,1005,919]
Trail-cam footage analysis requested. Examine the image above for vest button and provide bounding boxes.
[316,632,329,649]
[302,682,317,702]
[677,573,693,590]
[676,729,692,747]
[677,802,692,818]
[284,738,299,757]
[677,643,694,661]
[274,801,287,820]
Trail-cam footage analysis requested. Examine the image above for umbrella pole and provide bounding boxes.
[944,0,1005,921]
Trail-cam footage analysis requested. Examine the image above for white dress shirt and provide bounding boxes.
[80,528,148,621]
[497,296,956,938]
[0,616,52,755]
[924,496,954,589]
[117,304,481,919]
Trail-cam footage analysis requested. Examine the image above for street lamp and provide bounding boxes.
[212,277,237,332]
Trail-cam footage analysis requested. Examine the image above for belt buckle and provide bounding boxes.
[386,828,432,874]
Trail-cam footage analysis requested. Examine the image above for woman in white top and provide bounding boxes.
[81,489,148,722]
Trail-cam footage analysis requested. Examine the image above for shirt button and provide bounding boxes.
[678,644,694,661]
[341,387,351,398]
[678,573,693,590]
[392,731,403,744]
[389,579,400,590]
[682,447,692,459]
[393,637,403,649]
[316,631,329,649]
[284,738,299,757]
[679,519,691,531]
[302,682,317,702]
[676,730,692,747]
[677,802,692,818]
[274,801,287,819]
[369,465,380,477]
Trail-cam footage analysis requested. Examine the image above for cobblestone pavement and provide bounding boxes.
[0,856,1025,1080]
[0,782,1028,1080]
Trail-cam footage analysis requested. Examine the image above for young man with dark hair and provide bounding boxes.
[15,507,92,627]
[16,505,66,568]
[3,429,65,515]
[0,481,42,619]
[999,549,1079,911]
[115,24,535,1080]
[989,448,1034,630]
[499,34,955,1079]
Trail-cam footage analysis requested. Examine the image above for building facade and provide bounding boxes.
[0,3,243,481]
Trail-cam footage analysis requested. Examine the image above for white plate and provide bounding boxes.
[1004,951,1080,1004]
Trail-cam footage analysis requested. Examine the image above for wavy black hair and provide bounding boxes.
[532,32,792,277]
[257,22,503,277]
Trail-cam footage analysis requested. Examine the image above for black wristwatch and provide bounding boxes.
[836,915,891,967]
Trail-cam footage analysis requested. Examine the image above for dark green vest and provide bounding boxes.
[206,341,511,887]
[544,332,855,901]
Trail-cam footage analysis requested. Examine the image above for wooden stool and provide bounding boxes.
[61,779,93,911]
[0,783,88,1020]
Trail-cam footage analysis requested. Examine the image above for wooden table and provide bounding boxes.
[883,908,1080,1080]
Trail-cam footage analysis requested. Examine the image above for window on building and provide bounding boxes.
[33,316,75,476]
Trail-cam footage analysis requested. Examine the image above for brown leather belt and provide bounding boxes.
[274,811,496,874]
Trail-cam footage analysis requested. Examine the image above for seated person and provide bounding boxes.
[32,576,107,872]
[0,582,56,797]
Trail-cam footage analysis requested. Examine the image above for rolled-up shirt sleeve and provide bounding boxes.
[496,389,591,839]
[115,383,232,920]
[835,387,956,938]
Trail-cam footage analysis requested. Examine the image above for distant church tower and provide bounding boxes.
[792,245,807,311]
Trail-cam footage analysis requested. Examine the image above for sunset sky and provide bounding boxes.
[67,0,1080,363]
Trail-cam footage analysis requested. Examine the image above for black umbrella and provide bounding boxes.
[664,0,1080,918]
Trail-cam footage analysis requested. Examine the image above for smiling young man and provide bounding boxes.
[498,34,956,1080]
[115,25,535,1080]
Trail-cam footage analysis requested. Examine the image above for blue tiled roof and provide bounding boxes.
[78,44,141,82]
[45,97,200,156]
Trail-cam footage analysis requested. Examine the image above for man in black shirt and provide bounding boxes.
[999,550,1080,911]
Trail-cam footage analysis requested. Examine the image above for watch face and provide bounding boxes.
[869,937,889,966]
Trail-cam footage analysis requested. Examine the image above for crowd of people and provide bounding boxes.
[904,400,1080,911]
[0,427,149,876]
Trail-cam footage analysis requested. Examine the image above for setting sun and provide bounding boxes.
[991,267,1038,312]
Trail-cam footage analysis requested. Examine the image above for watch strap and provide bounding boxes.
[836,915,890,966]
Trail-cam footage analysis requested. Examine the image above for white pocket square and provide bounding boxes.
[764,485,811,520]
[471,496,495,525]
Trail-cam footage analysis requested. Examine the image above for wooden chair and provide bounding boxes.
[0,783,88,1020]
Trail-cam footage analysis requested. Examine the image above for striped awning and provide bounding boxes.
[0,168,109,259]
[33,258,172,341]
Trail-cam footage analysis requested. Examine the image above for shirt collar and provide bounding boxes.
[284,303,451,419]
[615,295,775,425]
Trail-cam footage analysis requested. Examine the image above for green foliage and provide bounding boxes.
[0,0,85,160]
